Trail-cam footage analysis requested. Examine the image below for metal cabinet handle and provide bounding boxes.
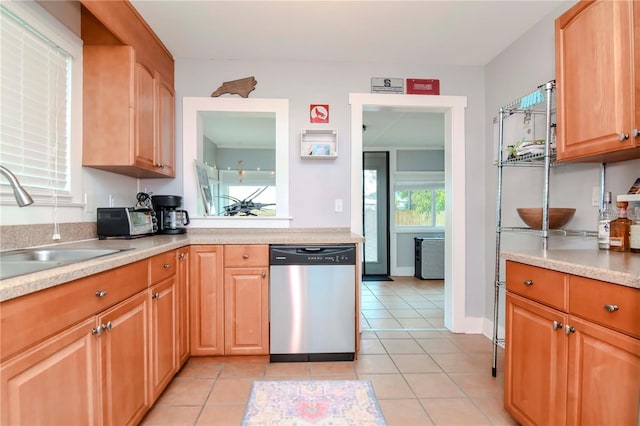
[242,254,249,259]
[163,263,171,269]
[262,271,267,278]
[553,321,563,330]
[619,132,629,141]
[565,324,575,335]
[91,327,102,336]
[633,129,639,138]
[101,321,112,332]
[604,304,619,312]
[95,290,107,297]
[152,292,160,300]
[523,279,533,286]
[178,253,185,260]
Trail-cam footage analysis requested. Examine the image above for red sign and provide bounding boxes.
[310,104,329,123]
[407,79,440,95]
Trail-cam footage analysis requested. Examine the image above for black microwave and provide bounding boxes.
[97,208,157,239]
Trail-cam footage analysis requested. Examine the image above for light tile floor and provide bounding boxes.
[141,277,514,425]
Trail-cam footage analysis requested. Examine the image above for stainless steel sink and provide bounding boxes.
[0,248,127,280]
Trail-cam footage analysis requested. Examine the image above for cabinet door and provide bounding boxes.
[567,316,640,425]
[135,62,156,171]
[555,0,639,162]
[224,267,269,355]
[0,317,100,425]
[82,45,136,169]
[177,248,190,366]
[99,292,149,426]
[149,278,177,401]
[505,293,568,426]
[157,79,175,177]
[190,245,224,355]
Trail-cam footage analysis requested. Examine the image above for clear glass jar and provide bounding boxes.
[597,192,617,250]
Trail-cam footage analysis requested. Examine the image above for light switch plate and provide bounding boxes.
[335,199,343,212]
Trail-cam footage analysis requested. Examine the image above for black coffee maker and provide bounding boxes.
[151,195,190,234]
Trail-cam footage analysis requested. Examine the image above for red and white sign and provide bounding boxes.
[407,79,440,95]
[310,104,329,123]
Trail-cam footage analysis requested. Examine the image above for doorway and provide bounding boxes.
[362,151,390,279]
[349,93,467,333]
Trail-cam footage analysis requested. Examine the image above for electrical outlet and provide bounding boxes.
[591,186,600,207]
[335,199,343,213]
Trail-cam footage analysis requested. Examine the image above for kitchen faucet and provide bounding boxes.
[0,165,33,207]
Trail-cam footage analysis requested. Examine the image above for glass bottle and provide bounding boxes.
[597,192,617,250]
[609,201,631,252]
[629,203,640,253]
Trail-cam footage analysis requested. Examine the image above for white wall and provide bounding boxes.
[483,1,640,334]
[142,60,488,322]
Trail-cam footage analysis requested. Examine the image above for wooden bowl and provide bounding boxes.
[516,208,576,229]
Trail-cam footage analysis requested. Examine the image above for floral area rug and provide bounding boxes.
[242,380,387,425]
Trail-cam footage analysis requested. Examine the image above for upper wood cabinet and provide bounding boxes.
[81,1,175,178]
[555,0,640,162]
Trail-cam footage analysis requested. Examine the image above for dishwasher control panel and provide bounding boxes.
[269,244,356,265]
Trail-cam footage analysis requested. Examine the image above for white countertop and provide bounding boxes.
[0,228,363,302]
[501,249,640,289]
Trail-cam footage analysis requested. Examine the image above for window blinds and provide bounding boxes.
[0,5,71,196]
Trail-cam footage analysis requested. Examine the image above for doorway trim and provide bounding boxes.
[349,93,467,333]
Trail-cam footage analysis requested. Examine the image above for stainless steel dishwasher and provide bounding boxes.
[269,244,356,362]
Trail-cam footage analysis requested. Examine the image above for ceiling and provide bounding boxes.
[131,0,571,149]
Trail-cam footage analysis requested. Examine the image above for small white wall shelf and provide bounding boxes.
[300,129,338,159]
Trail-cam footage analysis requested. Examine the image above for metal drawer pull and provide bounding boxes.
[553,321,563,330]
[565,325,575,335]
[152,292,160,299]
[619,132,629,141]
[90,327,101,336]
[604,304,619,312]
[633,129,639,138]
[262,272,267,278]
[178,253,185,260]
[242,254,249,259]
[101,322,112,332]
[523,279,533,286]
[163,263,171,269]
[95,290,108,297]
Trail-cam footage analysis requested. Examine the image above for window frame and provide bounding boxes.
[0,0,83,207]
[392,171,445,232]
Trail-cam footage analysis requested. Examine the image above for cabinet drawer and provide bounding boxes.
[569,276,640,338]
[0,259,149,361]
[506,261,567,311]
[224,245,269,267]
[150,250,176,284]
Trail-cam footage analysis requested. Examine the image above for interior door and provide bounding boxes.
[362,151,389,277]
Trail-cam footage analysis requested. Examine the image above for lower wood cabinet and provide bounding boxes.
[149,277,176,402]
[504,261,640,426]
[0,317,101,425]
[99,291,150,426]
[190,244,269,356]
[176,248,190,366]
[505,293,568,425]
[0,248,189,425]
[189,245,224,355]
[566,316,640,425]
[224,267,269,355]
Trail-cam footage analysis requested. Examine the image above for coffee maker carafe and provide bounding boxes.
[151,195,190,234]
